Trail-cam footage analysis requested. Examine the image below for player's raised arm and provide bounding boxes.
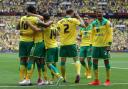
[27,12,53,27]
[74,12,86,28]
[26,21,42,32]
[37,19,53,28]
[26,20,53,32]
[27,12,44,21]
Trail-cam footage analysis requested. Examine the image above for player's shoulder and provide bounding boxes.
[20,16,27,19]
[103,18,111,26]
[68,17,78,22]
[29,16,38,20]
[57,18,65,24]
[91,19,97,26]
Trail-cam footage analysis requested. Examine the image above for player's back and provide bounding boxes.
[58,17,80,46]
[20,16,38,42]
[43,24,58,49]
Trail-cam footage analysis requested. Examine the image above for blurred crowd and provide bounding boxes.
[0,16,19,52]
[0,16,128,52]
[0,0,128,14]
[0,0,128,52]
[110,19,128,52]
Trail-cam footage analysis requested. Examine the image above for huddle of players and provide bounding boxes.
[17,5,113,86]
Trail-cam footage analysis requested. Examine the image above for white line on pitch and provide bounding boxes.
[0,83,128,88]
[71,63,128,70]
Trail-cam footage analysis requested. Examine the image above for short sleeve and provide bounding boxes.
[72,18,81,26]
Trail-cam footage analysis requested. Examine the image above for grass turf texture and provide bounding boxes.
[0,53,128,89]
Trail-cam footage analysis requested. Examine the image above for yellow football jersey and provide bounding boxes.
[19,16,38,42]
[79,29,92,46]
[57,17,81,46]
[43,24,58,49]
[34,30,44,43]
[91,18,113,47]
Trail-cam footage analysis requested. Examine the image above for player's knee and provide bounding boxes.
[60,61,65,66]
[42,67,45,72]
[79,57,84,61]
[27,63,33,70]
[93,62,98,70]
[20,59,27,65]
[61,57,66,62]
[105,64,111,70]
[80,59,85,65]
[47,63,51,68]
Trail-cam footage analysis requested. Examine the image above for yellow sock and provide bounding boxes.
[43,65,48,80]
[75,61,81,75]
[38,69,42,79]
[106,69,110,80]
[19,65,26,81]
[60,65,66,80]
[84,68,89,77]
[94,69,98,80]
[50,70,61,78]
[26,64,34,80]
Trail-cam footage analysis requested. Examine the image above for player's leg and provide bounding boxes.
[19,41,33,85]
[34,42,48,85]
[50,62,57,83]
[71,44,81,83]
[26,56,35,80]
[102,47,111,86]
[79,46,89,78]
[88,58,100,85]
[60,57,66,82]
[36,58,48,85]
[19,41,28,81]
[36,59,43,84]
[60,45,67,82]
[49,52,59,84]
[19,56,35,85]
[25,45,36,82]
[46,48,63,82]
[86,57,92,78]
[73,57,81,83]
[88,47,100,85]
[19,57,28,81]
[104,59,111,86]
[86,46,92,78]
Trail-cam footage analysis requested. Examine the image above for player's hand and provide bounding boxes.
[74,12,80,19]
[47,21,53,25]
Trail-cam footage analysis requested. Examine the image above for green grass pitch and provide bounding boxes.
[0,53,128,89]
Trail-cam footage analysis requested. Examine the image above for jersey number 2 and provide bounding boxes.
[64,24,69,33]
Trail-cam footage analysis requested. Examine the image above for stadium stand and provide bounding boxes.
[0,0,128,13]
[0,0,128,52]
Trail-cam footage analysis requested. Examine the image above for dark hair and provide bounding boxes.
[66,9,74,15]
[43,13,50,21]
[26,5,36,13]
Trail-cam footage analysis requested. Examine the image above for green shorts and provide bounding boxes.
[46,47,58,63]
[19,41,34,58]
[60,44,78,57]
[79,46,92,58]
[30,42,45,58]
[92,47,110,59]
